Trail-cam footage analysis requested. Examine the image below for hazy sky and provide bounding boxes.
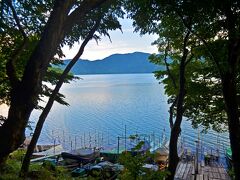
[62,18,158,60]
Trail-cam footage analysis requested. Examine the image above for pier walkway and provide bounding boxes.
[174,161,231,180]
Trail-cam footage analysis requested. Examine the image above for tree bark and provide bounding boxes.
[222,73,240,180]
[222,38,240,179]
[167,32,190,180]
[167,58,186,180]
[19,19,101,177]
[0,0,70,168]
[0,0,107,168]
[223,4,240,178]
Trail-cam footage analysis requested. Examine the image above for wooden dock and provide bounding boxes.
[174,161,231,180]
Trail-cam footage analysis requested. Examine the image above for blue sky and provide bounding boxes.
[62,18,158,60]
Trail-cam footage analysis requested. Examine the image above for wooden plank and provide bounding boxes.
[212,167,218,173]
[192,162,195,175]
[212,172,220,179]
[199,174,203,180]
[203,174,209,180]
[179,163,187,178]
[198,163,202,174]
[175,162,183,179]
[219,173,225,179]
[190,174,195,180]
[183,164,191,180]
[208,171,213,178]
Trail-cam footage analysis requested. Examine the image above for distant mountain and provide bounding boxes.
[58,52,163,75]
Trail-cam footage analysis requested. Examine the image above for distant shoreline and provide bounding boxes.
[74,72,155,76]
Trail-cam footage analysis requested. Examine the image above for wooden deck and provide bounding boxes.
[174,161,231,180]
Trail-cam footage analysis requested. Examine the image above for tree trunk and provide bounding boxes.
[0,1,70,168]
[223,74,240,179]
[167,32,189,180]
[19,19,100,177]
[222,39,240,179]
[167,61,186,179]
[0,0,107,168]
[167,62,186,180]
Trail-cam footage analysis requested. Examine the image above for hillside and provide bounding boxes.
[58,52,163,75]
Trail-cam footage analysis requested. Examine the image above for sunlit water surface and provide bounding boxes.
[29,73,229,162]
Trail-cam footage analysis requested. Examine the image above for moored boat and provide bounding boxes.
[226,147,232,168]
[61,148,100,165]
[31,144,64,162]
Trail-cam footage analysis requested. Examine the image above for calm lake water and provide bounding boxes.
[29,73,229,157]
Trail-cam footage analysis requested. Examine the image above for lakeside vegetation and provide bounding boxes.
[0,150,71,180]
[0,0,240,179]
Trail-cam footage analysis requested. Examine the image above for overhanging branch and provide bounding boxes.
[5,0,28,86]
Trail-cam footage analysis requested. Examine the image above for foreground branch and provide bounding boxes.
[19,18,101,177]
[5,0,28,86]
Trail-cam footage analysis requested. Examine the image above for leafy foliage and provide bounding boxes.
[0,0,124,109]
[125,0,238,132]
[0,149,72,180]
[118,141,168,180]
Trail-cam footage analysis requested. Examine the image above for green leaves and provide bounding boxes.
[125,0,239,132]
[118,142,167,180]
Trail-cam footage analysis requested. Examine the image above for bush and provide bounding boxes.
[0,150,72,180]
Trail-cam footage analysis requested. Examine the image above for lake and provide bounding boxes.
[29,73,229,157]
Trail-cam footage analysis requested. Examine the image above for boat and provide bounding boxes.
[61,148,100,165]
[153,146,169,170]
[100,146,124,163]
[128,140,151,155]
[89,161,123,179]
[226,147,232,167]
[31,144,64,162]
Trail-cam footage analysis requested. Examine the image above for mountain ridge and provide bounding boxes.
[58,52,163,75]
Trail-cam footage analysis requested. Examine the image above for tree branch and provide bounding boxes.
[5,0,28,86]
[64,0,108,34]
[164,41,177,89]
[169,96,178,129]
[20,17,102,176]
[185,54,194,66]
[174,9,223,77]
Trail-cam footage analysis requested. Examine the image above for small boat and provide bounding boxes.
[89,161,123,179]
[61,148,100,165]
[154,146,169,168]
[100,147,123,163]
[226,147,232,167]
[100,139,151,162]
[128,140,151,155]
[31,144,64,162]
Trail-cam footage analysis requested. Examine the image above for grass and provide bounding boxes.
[0,150,73,180]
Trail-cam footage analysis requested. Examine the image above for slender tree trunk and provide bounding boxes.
[19,19,101,177]
[167,31,190,180]
[167,57,186,180]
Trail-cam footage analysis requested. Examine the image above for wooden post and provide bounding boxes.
[108,129,110,145]
[80,136,83,148]
[117,137,120,154]
[98,132,100,148]
[54,138,56,155]
[101,133,103,148]
[125,125,127,151]
[75,136,77,150]
[63,130,65,146]
[84,132,86,148]
[89,132,91,148]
